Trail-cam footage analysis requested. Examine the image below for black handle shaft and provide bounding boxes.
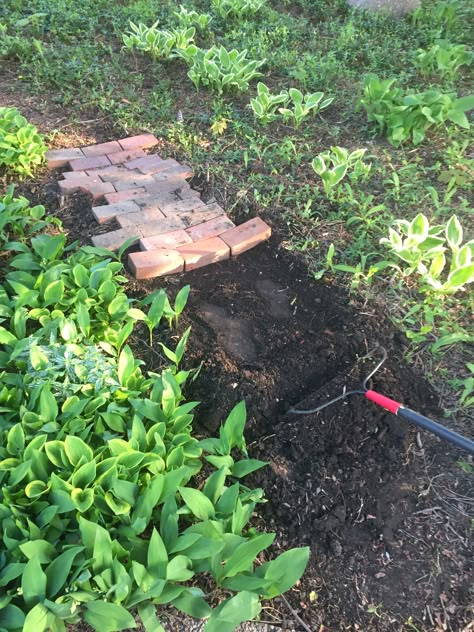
[398,407,474,454]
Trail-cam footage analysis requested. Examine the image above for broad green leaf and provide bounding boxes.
[40,385,58,422]
[445,215,462,249]
[255,547,310,597]
[22,556,47,607]
[0,326,17,345]
[137,602,165,632]
[22,603,48,632]
[0,603,25,629]
[19,540,57,564]
[174,285,190,315]
[172,588,212,619]
[65,436,93,466]
[71,488,95,512]
[447,263,474,288]
[231,459,267,478]
[222,401,247,453]
[30,344,49,370]
[166,555,194,581]
[203,466,227,504]
[118,344,135,386]
[220,533,275,580]
[7,423,24,455]
[92,521,113,574]
[148,528,168,578]
[203,591,261,632]
[43,280,64,306]
[179,487,215,520]
[45,546,84,598]
[72,460,97,488]
[84,602,137,632]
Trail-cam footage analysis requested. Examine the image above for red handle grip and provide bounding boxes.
[365,390,401,414]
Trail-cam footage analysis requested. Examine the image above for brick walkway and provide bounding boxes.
[46,135,271,279]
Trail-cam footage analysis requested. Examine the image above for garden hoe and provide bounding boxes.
[290,346,474,455]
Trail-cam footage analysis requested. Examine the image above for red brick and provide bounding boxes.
[86,165,129,179]
[113,174,155,191]
[178,237,230,271]
[117,208,165,228]
[118,134,159,152]
[160,197,206,217]
[58,177,115,199]
[220,217,271,256]
[137,216,186,237]
[92,227,142,252]
[46,148,84,169]
[151,164,193,180]
[69,155,111,171]
[186,216,235,242]
[179,203,225,228]
[124,154,165,171]
[140,229,192,251]
[63,170,88,179]
[136,191,183,211]
[144,177,192,196]
[104,188,147,204]
[82,141,122,157]
[92,200,141,224]
[128,250,184,280]
[108,148,146,164]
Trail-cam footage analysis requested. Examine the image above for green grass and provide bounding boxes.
[1,0,473,413]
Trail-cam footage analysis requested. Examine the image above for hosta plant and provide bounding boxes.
[312,146,371,197]
[173,6,213,30]
[413,39,474,80]
[178,46,265,94]
[380,213,474,295]
[357,75,474,146]
[211,0,265,19]
[123,21,195,59]
[0,107,46,177]
[278,88,334,129]
[249,82,289,125]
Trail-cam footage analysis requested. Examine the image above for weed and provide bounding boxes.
[312,147,371,197]
[413,39,473,80]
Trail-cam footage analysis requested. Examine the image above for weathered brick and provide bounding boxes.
[69,155,111,172]
[186,215,235,242]
[104,188,147,204]
[63,170,88,179]
[136,216,186,237]
[118,134,159,151]
[92,200,141,224]
[179,203,225,228]
[140,229,192,251]
[108,148,146,164]
[219,217,271,256]
[178,237,230,271]
[128,250,184,280]
[125,154,165,171]
[82,141,122,157]
[92,227,142,252]
[46,148,84,169]
[144,177,191,196]
[117,208,165,228]
[86,165,129,179]
[113,174,155,191]
[151,164,193,180]
[58,177,116,199]
[135,191,183,211]
[160,197,206,217]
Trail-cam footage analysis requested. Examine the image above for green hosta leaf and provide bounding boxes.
[219,533,275,580]
[137,603,165,632]
[231,459,267,478]
[22,556,47,607]
[166,555,194,581]
[45,546,84,598]
[179,486,215,520]
[22,603,49,632]
[445,215,462,249]
[203,466,227,504]
[408,213,429,242]
[65,436,93,466]
[0,327,17,345]
[72,460,97,488]
[172,588,212,618]
[222,401,247,453]
[84,602,137,632]
[71,488,95,512]
[40,385,58,422]
[30,344,49,370]
[203,591,261,632]
[19,540,57,564]
[447,109,469,128]
[118,344,136,386]
[43,280,64,306]
[0,604,25,630]
[76,302,90,336]
[7,423,24,455]
[148,528,168,578]
[255,547,310,597]
[446,263,474,288]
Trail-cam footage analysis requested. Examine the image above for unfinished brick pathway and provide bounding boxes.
[46,134,271,279]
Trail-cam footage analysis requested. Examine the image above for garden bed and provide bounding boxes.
[41,188,473,631]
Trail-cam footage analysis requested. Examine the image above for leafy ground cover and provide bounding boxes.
[0,0,473,629]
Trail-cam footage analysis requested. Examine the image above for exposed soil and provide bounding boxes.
[37,180,474,632]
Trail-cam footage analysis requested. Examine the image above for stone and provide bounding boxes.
[346,0,420,17]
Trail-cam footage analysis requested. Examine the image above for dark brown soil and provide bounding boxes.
[38,181,474,631]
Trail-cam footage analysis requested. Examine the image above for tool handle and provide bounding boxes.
[365,390,474,454]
